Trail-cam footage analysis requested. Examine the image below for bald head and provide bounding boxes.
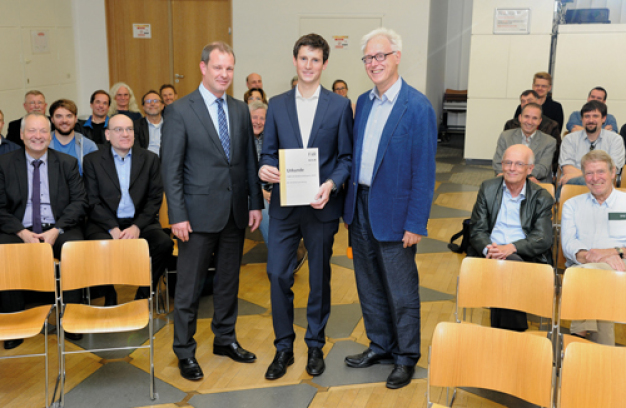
[246,73,263,89]
[502,144,535,187]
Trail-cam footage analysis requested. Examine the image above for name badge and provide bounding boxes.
[608,212,626,238]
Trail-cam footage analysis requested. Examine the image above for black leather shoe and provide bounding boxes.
[345,348,392,368]
[65,332,83,341]
[178,357,204,381]
[4,339,24,350]
[306,347,325,376]
[213,342,256,363]
[386,364,415,389]
[265,350,294,380]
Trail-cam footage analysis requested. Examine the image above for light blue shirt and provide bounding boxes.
[198,83,230,137]
[358,76,403,186]
[112,147,135,219]
[562,189,626,266]
[559,129,625,171]
[485,182,527,254]
[147,117,163,156]
[23,151,55,227]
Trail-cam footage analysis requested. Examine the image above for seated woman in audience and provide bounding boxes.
[332,79,356,115]
[108,82,142,121]
[244,88,268,105]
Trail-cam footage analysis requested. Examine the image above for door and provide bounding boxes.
[105,0,232,101]
[171,0,233,98]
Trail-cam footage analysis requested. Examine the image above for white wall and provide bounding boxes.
[232,0,434,101]
[555,24,626,131]
[425,0,449,126]
[465,0,557,161]
[444,0,473,127]
[0,0,79,125]
[72,0,109,118]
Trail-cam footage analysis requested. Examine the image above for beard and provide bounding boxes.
[585,124,598,134]
[55,126,74,136]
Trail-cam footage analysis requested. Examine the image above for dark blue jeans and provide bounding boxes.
[351,187,421,366]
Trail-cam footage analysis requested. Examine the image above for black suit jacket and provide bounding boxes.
[132,118,150,150]
[0,148,87,234]
[83,146,163,237]
[161,89,263,233]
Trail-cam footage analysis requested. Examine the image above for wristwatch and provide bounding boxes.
[616,247,624,259]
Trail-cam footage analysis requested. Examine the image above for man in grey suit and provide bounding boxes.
[161,42,264,381]
[493,103,556,184]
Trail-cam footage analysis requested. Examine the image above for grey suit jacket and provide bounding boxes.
[492,128,556,183]
[160,89,263,233]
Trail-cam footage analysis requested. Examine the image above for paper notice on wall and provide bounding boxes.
[133,24,152,39]
[494,9,530,34]
[333,35,349,49]
[31,30,50,54]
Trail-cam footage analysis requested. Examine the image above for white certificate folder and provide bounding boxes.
[279,148,320,206]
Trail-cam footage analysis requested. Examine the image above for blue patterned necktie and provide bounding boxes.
[32,159,43,233]
[216,98,230,162]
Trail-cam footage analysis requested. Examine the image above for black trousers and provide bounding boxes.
[0,228,83,313]
[173,212,245,359]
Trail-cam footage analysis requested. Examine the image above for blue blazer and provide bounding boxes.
[343,79,437,241]
[260,86,353,222]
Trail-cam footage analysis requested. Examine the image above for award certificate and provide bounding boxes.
[279,148,320,206]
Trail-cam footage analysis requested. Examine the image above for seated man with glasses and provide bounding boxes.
[134,90,165,156]
[493,103,556,184]
[469,144,554,331]
[83,114,173,301]
[559,100,625,189]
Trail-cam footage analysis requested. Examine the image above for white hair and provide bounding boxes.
[361,28,402,53]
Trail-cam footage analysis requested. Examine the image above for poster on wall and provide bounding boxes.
[493,9,531,34]
[333,35,349,49]
[31,30,50,54]
[133,24,152,39]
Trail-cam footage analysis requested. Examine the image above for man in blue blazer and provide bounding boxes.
[343,28,437,389]
[259,33,353,380]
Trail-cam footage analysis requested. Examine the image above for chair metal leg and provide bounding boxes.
[149,292,157,400]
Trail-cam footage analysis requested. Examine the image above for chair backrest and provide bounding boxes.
[0,243,55,292]
[429,322,553,408]
[60,239,150,290]
[159,193,170,228]
[537,182,555,200]
[456,257,555,321]
[560,267,626,323]
[560,342,626,408]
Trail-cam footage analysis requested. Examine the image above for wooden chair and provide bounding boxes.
[556,184,588,270]
[559,342,626,408]
[537,182,555,200]
[0,243,57,408]
[427,322,553,408]
[456,257,556,331]
[558,267,626,354]
[57,239,155,404]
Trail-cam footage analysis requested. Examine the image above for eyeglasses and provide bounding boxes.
[111,127,134,134]
[361,52,396,64]
[144,99,162,104]
[502,160,529,168]
[334,87,347,91]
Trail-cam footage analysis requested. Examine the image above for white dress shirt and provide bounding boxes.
[295,85,320,147]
